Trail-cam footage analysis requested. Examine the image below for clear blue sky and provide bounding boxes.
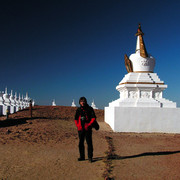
[0,0,180,109]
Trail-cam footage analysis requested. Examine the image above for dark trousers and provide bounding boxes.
[78,129,93,159]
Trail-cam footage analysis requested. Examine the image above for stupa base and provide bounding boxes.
[105,107,180,133]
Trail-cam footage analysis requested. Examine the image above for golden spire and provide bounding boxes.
[135,24,148,58]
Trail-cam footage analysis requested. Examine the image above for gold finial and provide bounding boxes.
[135,24,144,36]
[135,24,148,58]
[124,54,133,73]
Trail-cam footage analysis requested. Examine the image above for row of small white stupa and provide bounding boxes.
[0,87,34,116]
[52,99,98,109]
[71,99,98,109]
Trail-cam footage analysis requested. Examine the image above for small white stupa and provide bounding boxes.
[14,92,20,112]
[0,92,4,115]
[105,24,180,133]
[24,92,30,107]
[3,87,11,115]
[18,93,23,110]
[71,99,76,107]
[21,94,25,109]
[9,90,16,114]
[91,99,98,109]
[32,99,35,106]
[52,99,56,106]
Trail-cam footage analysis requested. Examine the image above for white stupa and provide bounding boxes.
[32,99,35,106]
[71,99,76,107]
[14,92,20,112]
[18,93,23,110]
[0,92,4,115]
[91,100,98,109]
[21,95,25,109]
[9,90,16,114]
[3,87,11,115]
[52,99,56,106]
[24,92,30,107]
[105,24,180,133]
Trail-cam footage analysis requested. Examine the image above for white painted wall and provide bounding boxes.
[105,107,180,133]
[105,107,115,130]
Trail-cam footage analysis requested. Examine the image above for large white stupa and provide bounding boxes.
[105,24,180,133]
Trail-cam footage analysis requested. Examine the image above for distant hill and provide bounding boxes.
[7,105,104,122]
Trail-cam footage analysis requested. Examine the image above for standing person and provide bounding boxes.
[74,97,96,162]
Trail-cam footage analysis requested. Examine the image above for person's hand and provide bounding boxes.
[84,124,89,131]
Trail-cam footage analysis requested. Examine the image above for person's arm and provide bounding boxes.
[88,108,96,126]
[74,109,79,127]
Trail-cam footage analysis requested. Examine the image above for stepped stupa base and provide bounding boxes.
[105,107,180,133]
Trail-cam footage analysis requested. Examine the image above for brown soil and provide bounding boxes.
[0,106,180,179]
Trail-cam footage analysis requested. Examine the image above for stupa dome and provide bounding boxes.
[125,24,155,73]
[129,53,155,72]
[3,93,9,100]
[3,88,10,101]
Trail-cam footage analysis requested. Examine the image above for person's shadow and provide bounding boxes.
[113,150,180,160]
[93,150,180,162]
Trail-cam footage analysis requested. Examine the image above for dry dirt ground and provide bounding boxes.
[0,106,180,180]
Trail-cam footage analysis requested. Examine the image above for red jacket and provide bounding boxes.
[74,105,96,131]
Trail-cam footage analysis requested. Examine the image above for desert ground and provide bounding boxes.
[0,106,180,180]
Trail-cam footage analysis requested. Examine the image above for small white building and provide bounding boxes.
[105,24,180,133]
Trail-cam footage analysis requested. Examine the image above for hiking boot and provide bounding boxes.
[78,157,85,161]
[88,158,93,163]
